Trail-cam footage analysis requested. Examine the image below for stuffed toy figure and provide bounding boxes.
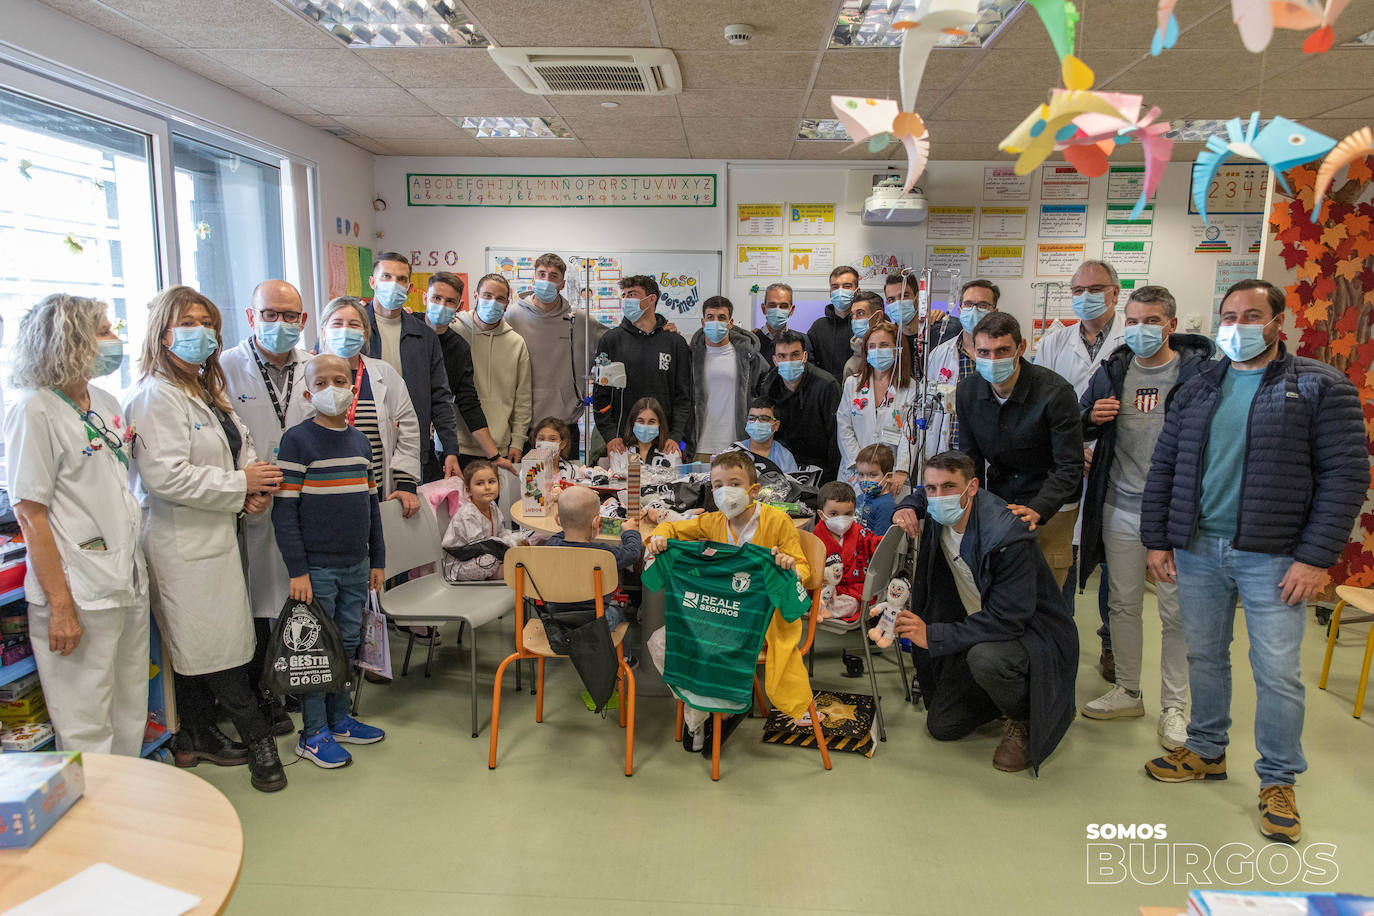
[820,553,857,622]
[867,577,911,648]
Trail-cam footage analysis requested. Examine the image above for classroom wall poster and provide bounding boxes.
[1187,163,1268,216]
[1106,165,1147,201]
[1037,204,1088,238]
[925,245,973,283]
[402,271,468,313]
[327,243,347,298]
[926,206,976,239]
[787,203,836,236]
[1031,281,1073,347]
[736,203,783,236]
[1101,240,1153,275]
[1189,217,1256,254]
[848,251,914,282]
[976,245,1024,277]
[589,285,623,328]
[1102,203,1155,238]
[343,246,362,297]
[979,206,1028,240]
[1210,258,1259,334]
[407,173,717,207]
[1040,165,1091,200]
[1035,243,1084,276]
[736,245,783,277]
[658,271,701,318]
[982,167,1031,201]
[787,242,835,276]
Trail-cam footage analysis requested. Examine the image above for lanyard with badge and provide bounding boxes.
[346,361,366,425]
[52,388,129,468]
[250,344,296,430]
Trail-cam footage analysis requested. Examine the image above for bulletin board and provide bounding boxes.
[486,247,723,336]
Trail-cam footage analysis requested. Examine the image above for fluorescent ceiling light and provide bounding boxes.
[797,118,854,141]
[1344,26,1374,46]
[453,117,571,139]
[830,0,1023,49]
[279,1,487,48]
[1165,118,1273,143]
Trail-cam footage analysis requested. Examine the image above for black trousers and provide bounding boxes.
[925,639,1031,741]
[175,664,269,743]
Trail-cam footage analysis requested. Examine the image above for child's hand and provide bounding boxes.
[369,568,384,592]
[771,547,797,572]
[646,535,668,555]
[289,574,313,603]
[244,492,271,514]
[622,515,640,532]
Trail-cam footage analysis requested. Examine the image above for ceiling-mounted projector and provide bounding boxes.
[862,177,928,226]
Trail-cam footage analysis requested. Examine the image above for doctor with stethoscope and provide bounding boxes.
[3,293,147,755]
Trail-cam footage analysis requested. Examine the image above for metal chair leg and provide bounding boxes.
[896,643,912,702]
[424,635,435,678]
[402,632,416,676]
[528,658,537,695]
[859,630,887,742]
[470,632,480,738]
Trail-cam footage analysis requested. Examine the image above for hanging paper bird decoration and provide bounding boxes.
[830,96,931,194]
[1311,126,1374,219]
[893,0,982,111]
[998,59,1127,175]
[1053,92,1175,218]
[1231,0,1352,54]
[1152,0,1180,55]
[1191,112,1337,224]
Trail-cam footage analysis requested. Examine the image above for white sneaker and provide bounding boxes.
[1158,707,1188,750]
[1081,684,1145,720]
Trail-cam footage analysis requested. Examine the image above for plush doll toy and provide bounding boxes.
[867,577,912,648]
[820,553,859,622]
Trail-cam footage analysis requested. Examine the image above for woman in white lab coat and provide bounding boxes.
[123,286,285,792]
[3,294,148,755]
[836,319,918,491]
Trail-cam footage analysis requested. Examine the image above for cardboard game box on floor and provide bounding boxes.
[0,751,84,848]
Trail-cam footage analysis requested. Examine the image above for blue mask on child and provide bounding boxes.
[632,423,658,444]
[858,479,884,499]
[167,326,217,365]
[745,420,773,443]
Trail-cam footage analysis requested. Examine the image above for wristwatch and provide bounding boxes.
[486,452,500,461]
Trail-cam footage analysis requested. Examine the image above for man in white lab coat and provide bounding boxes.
[1032,259,1127,684]
[220,280,312,735]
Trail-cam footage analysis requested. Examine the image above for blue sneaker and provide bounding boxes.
[296,727,351,768]
[330,715,385,745]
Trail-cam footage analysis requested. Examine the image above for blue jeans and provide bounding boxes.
[301,561,369,734]
[1062,547,1113,650]
[1175,538,1306,786]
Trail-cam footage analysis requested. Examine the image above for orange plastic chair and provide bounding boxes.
[488,546,635,776]
[673,529,833,780]
[1318,585,1374,718]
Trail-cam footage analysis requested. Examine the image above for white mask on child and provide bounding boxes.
[311,385,353,417]
[714,486,752,519]
[824,514,855,536]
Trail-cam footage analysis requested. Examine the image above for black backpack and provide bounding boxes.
[260,597,353,698]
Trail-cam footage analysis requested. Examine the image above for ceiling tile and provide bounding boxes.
[1299,118,1374,142]
[547,95,681,118]
[333,115,466,140]
[931,89,1050,120]
[929,142,1004,160]
[582,138,692,158]
[465,0,655,46]
[37,0,183,47]
[353,48,513,89]
[804,88,896,118]
[231,83,319,115]
[293,114,341,128]
[1079,0,1227,50]
[1171,5,1306,51]
[959,48,1065,92]
[675,51,815,90]
[676,90,805,119]
[651,0,835,52]
[984,9,1054,51]
[788,142,899,161]
[201,49,396,87]
[1264,49,1374,90]
[148,48,261,86]
[1188,88,1373,120]
[276,86,434,115]
[408,88,555,116]
[1301,93,1374,121]
[95,0,341,49]
[923,119,1019,144]
[377,139,491,156]
[475,138,593,158]
[1100,50,1261,92]
[562,114,683,140]
[687,137,794,159]
[343,136,387,155]
[681,117,796,144]
[813,49,897,90]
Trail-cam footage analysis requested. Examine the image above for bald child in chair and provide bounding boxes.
[544,486,642,640]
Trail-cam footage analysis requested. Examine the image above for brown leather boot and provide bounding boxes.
[993,719,1030,772]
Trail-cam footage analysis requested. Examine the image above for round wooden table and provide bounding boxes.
[511,502,811,541]
[1,753,243,914]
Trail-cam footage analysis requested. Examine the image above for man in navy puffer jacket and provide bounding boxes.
[1139,279,1366,846]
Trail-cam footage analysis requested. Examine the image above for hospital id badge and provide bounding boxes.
[880,427,903,448]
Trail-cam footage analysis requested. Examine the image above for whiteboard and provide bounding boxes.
[486,247,722,337]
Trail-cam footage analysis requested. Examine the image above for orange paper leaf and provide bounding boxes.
[1270,201,1293,232]
[1289,166,1317,191]
[1295,259,1323,282]
[1330,334,1358,358]
[1347,156,1374,184]
[1305,299,1331,322]
[1321,223,1349,248]
[1335,258,1362,282]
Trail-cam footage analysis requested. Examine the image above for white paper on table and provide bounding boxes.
[5,862,201,916]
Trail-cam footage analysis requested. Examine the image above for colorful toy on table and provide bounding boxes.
[0,751,84,847]
[520,442,559,518]
[867,578,911,649]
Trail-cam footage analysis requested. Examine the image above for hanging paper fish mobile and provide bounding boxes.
[1231,0,1352,54]
[1191,112,1337,224]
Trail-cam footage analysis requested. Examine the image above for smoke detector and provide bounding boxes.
[724,23,754,46]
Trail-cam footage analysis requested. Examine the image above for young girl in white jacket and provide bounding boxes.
[441,460,527,582]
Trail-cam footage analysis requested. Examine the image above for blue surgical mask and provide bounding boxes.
[1124,324,1165,358]
[91,339,123,377]
[831,289,855,311]
[777,359,805,383]
[703,320,729,344]
[858,479,884,499]
[745,419,773,443]
[1216,317,1277,362]
[976,355,1017,385]
[167,326,217,365]
[324,327,365,359]
[475,296,506,326]
[621,297,643,323]
[885,299,916,326]
[765,307,789,330]
[632,422,659,444]
[532,278,559,303]
[372,279,408,311]
[1072,290,1108,321]
[257,320,300,355]
[959,305,991,335]
[851,317,870,339]
[928,482,972,527]
[426,303,456,328]
[867,347,896,372]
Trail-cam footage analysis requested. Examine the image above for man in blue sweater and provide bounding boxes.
[273,354,388,770]
[1140,279,1366,844]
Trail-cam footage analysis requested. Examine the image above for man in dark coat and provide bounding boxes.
[805,265,862,378]
[892,451,1078,774]
[755,330,841,480]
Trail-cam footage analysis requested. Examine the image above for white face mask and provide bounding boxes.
[823,514,855,536]
[311,385,353,417]
[714,486,752,519]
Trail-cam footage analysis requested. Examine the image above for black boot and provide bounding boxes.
[248,737,287,792]
[260,699,294,737]
[172,725,250,767]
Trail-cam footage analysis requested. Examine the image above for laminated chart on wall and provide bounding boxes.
[847,251,915,282]
[1210,259,1259,334]
[407,173,717,208]
[327,243,347,298]
[1038,204,1088,238]
[926,245,973,284]
[1188,216,1261,254]
[1106,165,1147,201]
[1102,203,1155,238]
[1187,163,1269,216]
[343,246,362,297]
[1033,283,1074,347]
[787,203,836,236]
[736,245,783,277]
[1101,240,1153,275]
[926,206,976,239]
[1036,243,1085,276]
[1040,165,1091,200]
[402,272,468,313]
[737,203,784,236]
[976,245,1025,277]
[787,243,835,276]
[982,167,1032,201]
[979,207,1028,240]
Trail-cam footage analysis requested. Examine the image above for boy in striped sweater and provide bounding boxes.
[272,354,387,769]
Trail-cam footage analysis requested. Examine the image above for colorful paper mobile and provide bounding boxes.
[830,96,931,194]
[1312,126,1374,218]
[1025,0,1080,62]
[1231,0,1352,54]
[1152,1,1179,55]
[1192,112,1337,223]
[892,0,982,111]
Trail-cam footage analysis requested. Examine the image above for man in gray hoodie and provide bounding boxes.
[505,253,604,457]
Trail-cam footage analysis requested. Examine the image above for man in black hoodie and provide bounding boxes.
[592,274,693,455]
[755,330,841,479]
[806,265,862,378]
[892,451,1078,774]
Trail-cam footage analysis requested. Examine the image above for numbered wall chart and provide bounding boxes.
[1035,243,1084,276]
[1038,204,1088,238]
[787,203,836,235]
[1188,163,1269,216]
[736,245,783,277]
[1106,165,1146,201]
[1040,165,1090,200]
[977,245,1025,277]
[1211,258,1259,334]
[983,167,1031,201]
[1102,240,1153,275]
[1102,203,1155,238]
[979,207,1028,240]
[926,244,972,279]
[927,206,976,239]
[736,203,783,236]
[787,242,835,275]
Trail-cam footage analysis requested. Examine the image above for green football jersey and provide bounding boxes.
[642,540,812,713]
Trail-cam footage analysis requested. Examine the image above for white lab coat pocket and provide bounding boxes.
[171,505,236,563]
[63,543,139,607]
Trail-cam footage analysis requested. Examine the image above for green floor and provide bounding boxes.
[196,582,1374,915]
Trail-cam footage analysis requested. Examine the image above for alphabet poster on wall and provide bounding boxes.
[736,245,783,277]
[787,242,835,276]
[787,203,836,236]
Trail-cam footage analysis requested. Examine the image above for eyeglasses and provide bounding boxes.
[746,415,775,423]
[1069,285,1115,296]
[84,407,125,453]
[258,309,303,324]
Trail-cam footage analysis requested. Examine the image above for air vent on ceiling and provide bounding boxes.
[488,47,681,95]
